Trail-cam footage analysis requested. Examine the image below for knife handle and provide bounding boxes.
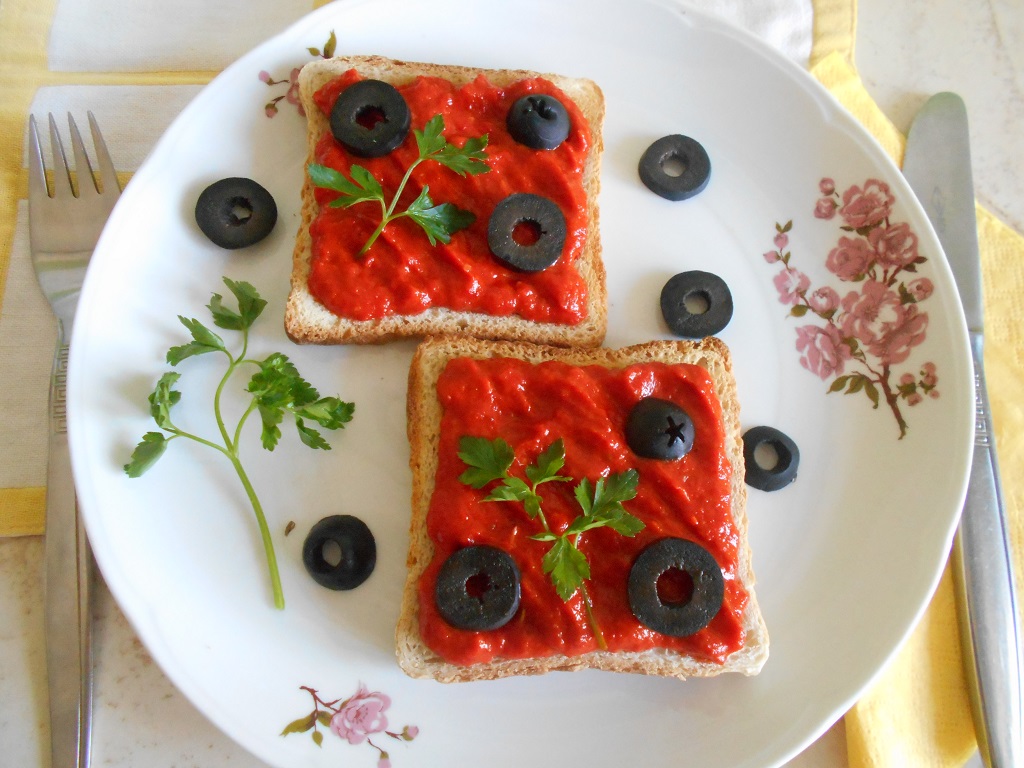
[951,334,1023,768]
[43,336,93,768]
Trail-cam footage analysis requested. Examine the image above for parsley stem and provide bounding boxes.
[211,331,284,609]
[213,353,238,449]
[227,451,284,610]
[578,582,607,651]
[358,156,425,256]
[164,428,230,456]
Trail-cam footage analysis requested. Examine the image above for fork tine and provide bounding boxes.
[28,115,51,204]
[87,111,120,198]
[67,113,97,196]
[47,114,74,200]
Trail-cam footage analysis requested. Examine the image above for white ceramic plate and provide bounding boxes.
[69,1,974,766]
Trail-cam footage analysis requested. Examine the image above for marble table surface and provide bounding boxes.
[2,0,1021,765]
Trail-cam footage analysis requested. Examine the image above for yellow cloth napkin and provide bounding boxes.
[811,50,1024,768]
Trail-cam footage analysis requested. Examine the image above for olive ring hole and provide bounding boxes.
[314,538,344,570]
[656,566,695,607]
[228,197,254,225]
[753,439,793,474]
[683,289,711,315]
[660,152,689,178]
[465,571,493,602]
[511,218,543,246]
[355,105,388,130]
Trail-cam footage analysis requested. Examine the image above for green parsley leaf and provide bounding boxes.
[309,163,383,207]
[228,277,266,327]
[167,316,226,364]
[404,188,476,245]
[542,537,590,600]
[525,438,569,486]
[414,114,447,156]
[601,509,646,537]
[293,397,355,431]
[208,278,265,331]
[123,432,169,477]
[433,134,491,176]
[148,371,181,428]
[568,470,644,537]
[484,476,532,504]
[593,469,640,512]
[257,402,285,451]
[207,293,243,330]
[295,418,331,450]
[457,435,514,488]
[248,353,322,451]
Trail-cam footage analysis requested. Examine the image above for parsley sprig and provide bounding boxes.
[458,436,644,648]
[124,278,355,609]
[309,114,490,256]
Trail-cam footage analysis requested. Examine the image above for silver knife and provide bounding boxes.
[903,91,1023,767]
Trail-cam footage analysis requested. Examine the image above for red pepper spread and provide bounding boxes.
[419,357,748,666]
[308,71,592,324]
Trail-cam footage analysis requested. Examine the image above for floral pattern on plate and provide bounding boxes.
[259,30,337,117]
[282,682,418,766]
[763,177,940,438]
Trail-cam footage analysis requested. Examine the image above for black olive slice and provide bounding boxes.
[435,545,521,631]
[487,193,567,272]
[329,79,411,158]
[660,270,734,339]
[625,397,695,461]
[302,515,377,591]
[194,177,278,250]
[506,94,571,150]
[628,538,724,637]
[742,425,800,491]
[638,134,711,201]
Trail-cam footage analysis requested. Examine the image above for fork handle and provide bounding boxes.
[43,336,93,768]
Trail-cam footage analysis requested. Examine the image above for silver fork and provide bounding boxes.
[28,112,121,768]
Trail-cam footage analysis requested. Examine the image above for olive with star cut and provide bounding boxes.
[625,397,695,461]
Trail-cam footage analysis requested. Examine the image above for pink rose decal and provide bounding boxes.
[839,279,899,347]
[761,177,940,438]
[826,236,874,280]
[285,67,305,115]
[864,305,928,365]
[283,683,418,764]
[330,685,391,745]
[796,324,852,380]
[807,286,840,314]
[869,221,919,269]
[906,277,934,302]
[839,179,895,229]
[814,197,838,219]
[773,267,810,305]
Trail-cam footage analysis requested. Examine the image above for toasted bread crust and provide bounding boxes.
[284,55,607,347]
[398,335,768,682]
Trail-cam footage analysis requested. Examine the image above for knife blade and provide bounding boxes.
[903,91,1023,767]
